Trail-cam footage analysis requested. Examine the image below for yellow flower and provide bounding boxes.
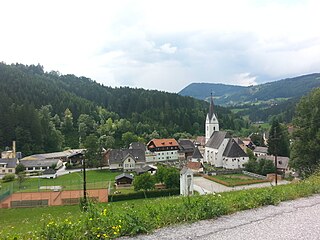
[89,218,93,221]
[97,234,100,238]
[113,232,117,235]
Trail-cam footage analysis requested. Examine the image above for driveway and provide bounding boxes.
[193,176,289,194]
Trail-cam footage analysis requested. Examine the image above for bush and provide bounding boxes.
[109,188,180,202]
[2,174,15,182]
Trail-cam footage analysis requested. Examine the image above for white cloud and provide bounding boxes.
[1,0,320,92]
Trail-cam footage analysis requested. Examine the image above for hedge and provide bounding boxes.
[108,188,180,202]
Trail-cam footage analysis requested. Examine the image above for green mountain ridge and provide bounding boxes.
[179,73,320,106]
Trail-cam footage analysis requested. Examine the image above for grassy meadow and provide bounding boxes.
[1,173,320,239]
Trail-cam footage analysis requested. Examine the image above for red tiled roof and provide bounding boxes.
[187,161,203,170]
[148,138,179,148]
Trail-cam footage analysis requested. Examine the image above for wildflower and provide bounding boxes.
[97,234,100,238]
[114,232,117,235]
[89,218,93,221]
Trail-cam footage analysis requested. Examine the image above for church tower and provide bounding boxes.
[205,94,219,144]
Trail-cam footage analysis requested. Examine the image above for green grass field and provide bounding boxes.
[0,170,121,194]
[0,198,147,236]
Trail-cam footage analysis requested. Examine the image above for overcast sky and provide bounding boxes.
[1,0,320,92]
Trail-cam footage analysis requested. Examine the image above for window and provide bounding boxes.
[8,169,12,173]
[128,159,131,162]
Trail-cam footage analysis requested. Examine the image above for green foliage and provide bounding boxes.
[4,172,320,239]
[268,118,290,157]
[133,173,156,191]
[291,88,320,177]
[15,163,25,174]
[244,151,276,176]
[83,134,100,168]
[109,188,180,202]
[2,174,15,182]
[0,62,250,155]
[163,168,180,189]
[155,166,180,189]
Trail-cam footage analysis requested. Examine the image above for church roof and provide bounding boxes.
[206,131,231,149]
[223,139,248,158]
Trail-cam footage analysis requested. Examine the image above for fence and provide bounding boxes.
[0,188,108,208]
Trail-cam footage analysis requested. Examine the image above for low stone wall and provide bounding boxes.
[0,188,108,208]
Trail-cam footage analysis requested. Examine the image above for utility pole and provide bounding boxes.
[82,152,87,210]
[274,128,278,186]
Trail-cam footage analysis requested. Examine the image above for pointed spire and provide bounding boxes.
[208,92,214,120]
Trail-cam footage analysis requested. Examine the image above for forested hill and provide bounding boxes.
[0,63,240,155]
[179,73,320,105]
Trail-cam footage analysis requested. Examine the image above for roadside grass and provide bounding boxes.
[2,173,320,239]
[203,174,269,187]
[0,170,120,193]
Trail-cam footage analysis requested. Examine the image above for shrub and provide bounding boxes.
[109,188,180,202]
[2,173,15,182]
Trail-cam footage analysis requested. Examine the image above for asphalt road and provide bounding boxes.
[123,194,320,240]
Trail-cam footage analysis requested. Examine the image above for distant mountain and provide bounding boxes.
[179,83,246,101]
[179,73,320,106]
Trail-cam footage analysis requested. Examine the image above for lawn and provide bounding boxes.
[204,173,269,187]
[0,198,147,237]
[0,169,121,194]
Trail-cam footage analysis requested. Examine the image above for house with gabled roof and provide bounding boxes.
[108,149,145,171]
[191,147,203,163]
[0,158,18,176]
[146,138,179,162]
[204,95,248,169]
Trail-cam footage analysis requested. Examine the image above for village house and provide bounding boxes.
[146,138,179,163]
[0,158,18,176]
[108,149,145,171]
[258,155,290,177]
[135,164,157,175]
[191,147,203,163]
[253,146,268,157]
[115,173,134,186]
[186,161,204,173]
[178,139,195,161]
[204,95,249,169]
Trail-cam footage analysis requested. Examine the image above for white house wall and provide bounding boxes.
[223,156,249,169]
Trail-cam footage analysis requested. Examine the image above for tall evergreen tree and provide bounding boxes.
[267,118,290,157]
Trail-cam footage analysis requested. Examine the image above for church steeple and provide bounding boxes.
[208,92,215,120]
[205,93,219,144]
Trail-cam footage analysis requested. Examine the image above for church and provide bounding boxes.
[204,95,249,169]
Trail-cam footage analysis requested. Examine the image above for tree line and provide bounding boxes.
[0,62,248,156]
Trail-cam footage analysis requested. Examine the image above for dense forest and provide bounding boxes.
[0,63,247,156]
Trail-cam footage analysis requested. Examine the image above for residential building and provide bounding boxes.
[108,149,145,171]
[0,158,18,176]
[146,138,179,162]
[178,139,195,160]
[253,146,268,157]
